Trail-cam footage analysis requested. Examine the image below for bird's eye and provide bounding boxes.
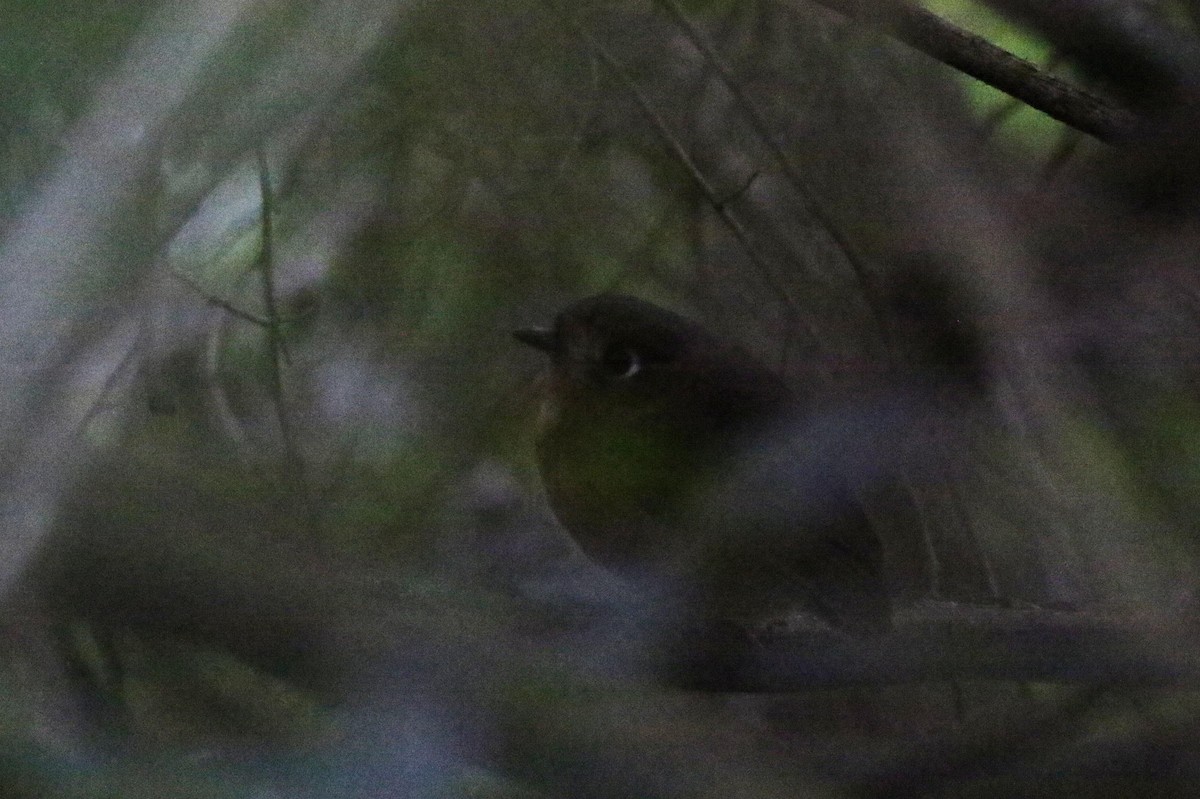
[599,343,641,379]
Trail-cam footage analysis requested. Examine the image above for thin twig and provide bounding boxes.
[254,146,307,497]
[549,48,602,191]
[804,0,1138,142]
[556,9,820,345]
[173,269,273,326]
[256,147,285,370]
[666,604,1200,691]
[658,0,885,326]
[76,315,145,432]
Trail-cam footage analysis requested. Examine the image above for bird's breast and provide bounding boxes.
[536,398,713,571]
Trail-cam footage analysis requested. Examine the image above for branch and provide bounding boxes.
[657,0,883,325]
[804,0,1139,142]
[986,0,1200,106]
[254,146,311,513]
[627,603,1200,691]
[556,8,820,343]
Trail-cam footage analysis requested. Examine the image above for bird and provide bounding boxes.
[515,293,892,635]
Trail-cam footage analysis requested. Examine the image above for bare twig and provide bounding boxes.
[657,0,883,320]
[256,147,286,369]
[804,0,1139,142]
[557,9,820,344]
[986,0,1200,105]
[173,269,274,326]
[255,146,307,499]
[656,603,1200,691]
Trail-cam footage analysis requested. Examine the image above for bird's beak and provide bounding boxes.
[513,326,557,354]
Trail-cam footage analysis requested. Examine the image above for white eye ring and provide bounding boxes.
[600,345,641,379]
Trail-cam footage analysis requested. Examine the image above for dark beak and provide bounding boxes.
[513,326,557,354]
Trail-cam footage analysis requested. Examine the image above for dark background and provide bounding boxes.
[2,0,1200,795]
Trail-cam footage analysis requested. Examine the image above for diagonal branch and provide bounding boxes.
[254,146,310,508]
[658,0,882,322]
[557,9,820,344]
[804,0,1139,142]
[650,603,1200,691]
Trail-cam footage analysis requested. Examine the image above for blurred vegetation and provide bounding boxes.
[1,0,1200,796]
